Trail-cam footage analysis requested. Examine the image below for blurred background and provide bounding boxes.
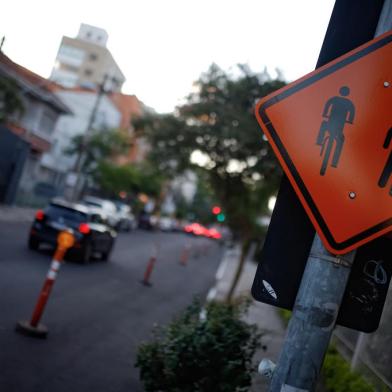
[2,1,391,392]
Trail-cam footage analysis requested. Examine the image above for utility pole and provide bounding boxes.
[269,1,392,391]
[69,73,109,202]
[0,36,5,52]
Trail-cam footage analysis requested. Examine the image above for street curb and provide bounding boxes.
[206,245,241,302]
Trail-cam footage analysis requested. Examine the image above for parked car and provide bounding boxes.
[138,211,158,230]
[113,201,137,231]
[81,196,119,229]
[28,199,117,263]
[157,216,175,232]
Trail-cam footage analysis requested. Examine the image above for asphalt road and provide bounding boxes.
[0,222,223,392]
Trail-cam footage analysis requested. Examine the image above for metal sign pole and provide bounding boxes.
[269,1,392,390]
[269,235,355,391]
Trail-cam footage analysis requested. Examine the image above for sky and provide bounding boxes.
[1,0,336,113]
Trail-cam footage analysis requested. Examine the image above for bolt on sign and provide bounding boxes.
[255,31,392,254]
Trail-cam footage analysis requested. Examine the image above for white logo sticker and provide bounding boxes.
[262,280,278,300]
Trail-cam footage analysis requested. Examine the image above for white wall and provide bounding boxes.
[40,90,121,176]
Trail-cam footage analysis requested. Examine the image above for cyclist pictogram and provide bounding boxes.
[316,86,356,176]
[378,127,392,196]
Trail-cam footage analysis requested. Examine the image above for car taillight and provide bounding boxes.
[35,210,45,221]
[78,223,91,234]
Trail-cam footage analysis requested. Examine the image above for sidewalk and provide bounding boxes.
[0,205,36,222]
[208,245,286,392]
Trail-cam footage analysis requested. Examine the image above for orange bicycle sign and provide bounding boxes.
[255,31,392,255]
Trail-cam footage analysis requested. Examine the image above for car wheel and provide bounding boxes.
[81,244,92,264]
[28,236,40,250]
[101,241,113,261]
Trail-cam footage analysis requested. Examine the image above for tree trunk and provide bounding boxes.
[226,238,251,302]
[152,180,169,221]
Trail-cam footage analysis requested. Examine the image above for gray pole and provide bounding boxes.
[70,73,109,201]
[269,2,392,391]
[269,235,355,391]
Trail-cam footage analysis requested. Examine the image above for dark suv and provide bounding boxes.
[28,199,117,263]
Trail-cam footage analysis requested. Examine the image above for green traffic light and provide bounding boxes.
[217,213,225,222]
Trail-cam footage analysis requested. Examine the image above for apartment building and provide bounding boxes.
[50,24,125,92]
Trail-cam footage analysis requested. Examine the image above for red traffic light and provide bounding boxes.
[212,206,221,215]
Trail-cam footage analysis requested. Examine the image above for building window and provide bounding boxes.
[110,78,119,89]
[89,53,98,61]
[62,63,79,73]
[84,69,93,76]
[57,45,85,67]
[51,69,78,87]
[39,109,57,135]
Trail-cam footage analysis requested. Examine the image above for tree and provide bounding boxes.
[66,126,169,207]
[135,162,166,198]
[94,161,140,197]
[65,128,131,175]
[0,76,24,123]
[94,160,165,200]
[135,64,285,300]
[173,171,216,224]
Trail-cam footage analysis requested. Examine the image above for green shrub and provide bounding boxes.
[322,347,374,392]
[135,298,262,392]
[278,309,292,327]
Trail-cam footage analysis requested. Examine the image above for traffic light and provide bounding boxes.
[217,213,225,222]
[212,206,225,222]
[212,206,221,215]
